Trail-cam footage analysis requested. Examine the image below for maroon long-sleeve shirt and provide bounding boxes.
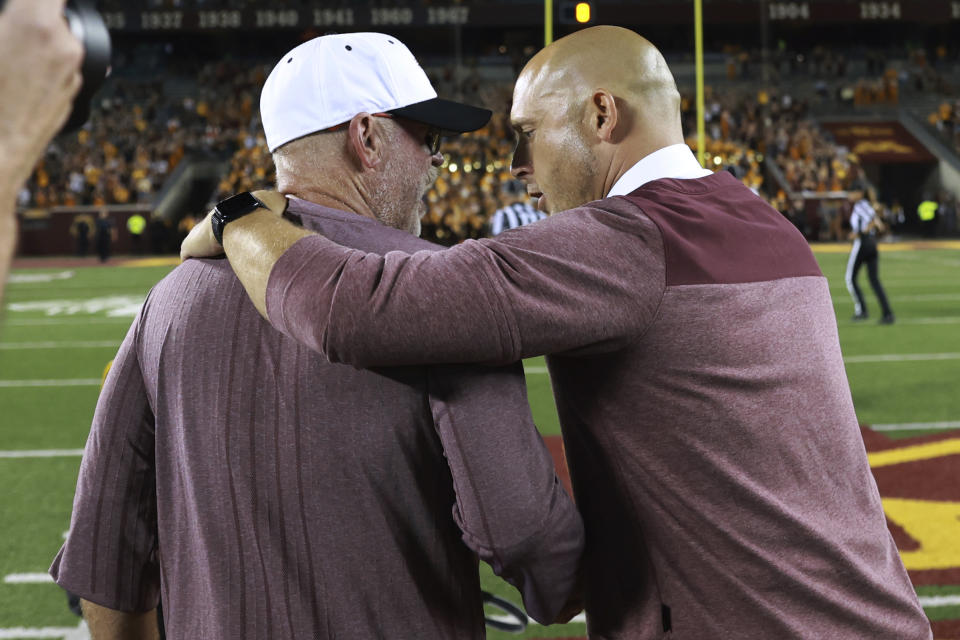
[50,200,584,638]
[264,172,931,639]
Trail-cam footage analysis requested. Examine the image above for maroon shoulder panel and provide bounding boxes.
[623,172,822,286]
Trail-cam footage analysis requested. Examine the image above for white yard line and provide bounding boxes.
[2,318,130,326]
[830,292,960,302]
[0,379,101,388]
[487,612,587,627]
[525,353,960,373]
[493,599,957,629]
[871,421,960,432]
[890,293,960,302]
[918,594,960,607]
[0,623,88,640]
[831,315,960,325]
[3,573,53,584]
[884,253,960,268]
[0,341,119,350]
[844,352,960,363]
[5,296,144,317]
[6,271,75,285]
[891,317,960,325]
[0,449,84,459]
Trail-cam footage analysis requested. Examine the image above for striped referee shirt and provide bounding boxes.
[490,202,546,235]
[850,199,876,236]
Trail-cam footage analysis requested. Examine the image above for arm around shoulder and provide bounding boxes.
[266,203,663,367]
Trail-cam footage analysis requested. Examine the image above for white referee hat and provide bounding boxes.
[260,32,491,152]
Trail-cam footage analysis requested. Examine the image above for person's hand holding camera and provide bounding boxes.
[0,0,83,200]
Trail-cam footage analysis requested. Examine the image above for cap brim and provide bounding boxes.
[388,98,492,134]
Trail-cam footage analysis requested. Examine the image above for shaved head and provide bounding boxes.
[510,26,684,213]
[517,26,680,127]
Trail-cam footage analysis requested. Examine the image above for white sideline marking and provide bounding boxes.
[527,601,954,617]
[3,573,53,584]
[6,271,75,284]
[0,341,119,350]
[495,601,956,625]
[918,595,960,608]
[844,352,960,363]
[5,295,144,318]
[0,379,101,388]
[487,612,587,627]
[831,293,960,303]
[884,252,960,268]
[2,318,130,326]
[0,622,89,640]
[831,280,960,290]
[894,317,960,325]
[840,316,960,326]
[895,293,960,302]
[523,354,960,373]
[0,449,84,459]
[871,421,960,431]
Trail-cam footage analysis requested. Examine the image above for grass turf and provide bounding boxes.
[1,245,958,638]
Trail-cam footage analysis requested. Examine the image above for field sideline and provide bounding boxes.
[2,242,959,639]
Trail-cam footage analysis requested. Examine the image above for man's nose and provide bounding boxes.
[431,151,444,167]
[510,161,529,180]
[510,145,530,180]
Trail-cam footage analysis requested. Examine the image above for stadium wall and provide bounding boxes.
[16,206,153,257]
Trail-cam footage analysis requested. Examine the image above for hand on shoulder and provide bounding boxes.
[180,190,288,261]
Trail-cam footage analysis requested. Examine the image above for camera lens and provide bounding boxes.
[60,0,112,135]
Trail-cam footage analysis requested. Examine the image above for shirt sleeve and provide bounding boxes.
[49,304,160,612]
[427,361,584,624]
[266,203,665,367]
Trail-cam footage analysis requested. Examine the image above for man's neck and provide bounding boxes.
[283,188,378,223]
[602,136,684,199]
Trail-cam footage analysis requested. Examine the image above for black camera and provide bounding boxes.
[0,0,111,134]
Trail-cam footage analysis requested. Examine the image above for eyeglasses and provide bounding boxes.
[422,125,442,155]
[327,113,442,155]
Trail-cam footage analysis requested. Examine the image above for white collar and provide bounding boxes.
[607,144,713,197]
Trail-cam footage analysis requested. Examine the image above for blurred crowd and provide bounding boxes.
[928,99,960,156]
[686,91,853,176]
[20,61,266,211]
[21,38,960,249]
[20,71,870,247]
[680,84,878,241]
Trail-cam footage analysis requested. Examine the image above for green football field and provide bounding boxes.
[1,244,959,638]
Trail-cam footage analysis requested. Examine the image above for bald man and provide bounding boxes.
[184,27,931,639]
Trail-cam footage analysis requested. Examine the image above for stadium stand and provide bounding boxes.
[15,14,960,254]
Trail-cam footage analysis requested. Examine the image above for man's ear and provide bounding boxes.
[347,113,387,169]
[588,89,619,143]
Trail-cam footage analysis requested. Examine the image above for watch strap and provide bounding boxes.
[211,192,267,245]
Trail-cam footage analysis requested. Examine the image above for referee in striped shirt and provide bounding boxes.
[846,184,895,324]
[490,200,547,235]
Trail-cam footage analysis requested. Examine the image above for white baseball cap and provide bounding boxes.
[260,32,492,152]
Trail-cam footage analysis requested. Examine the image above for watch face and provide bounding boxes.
[216,192,263,219]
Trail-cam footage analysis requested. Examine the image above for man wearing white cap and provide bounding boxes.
[51,33,584,639]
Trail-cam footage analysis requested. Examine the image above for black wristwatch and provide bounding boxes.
[211,192,267,245]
